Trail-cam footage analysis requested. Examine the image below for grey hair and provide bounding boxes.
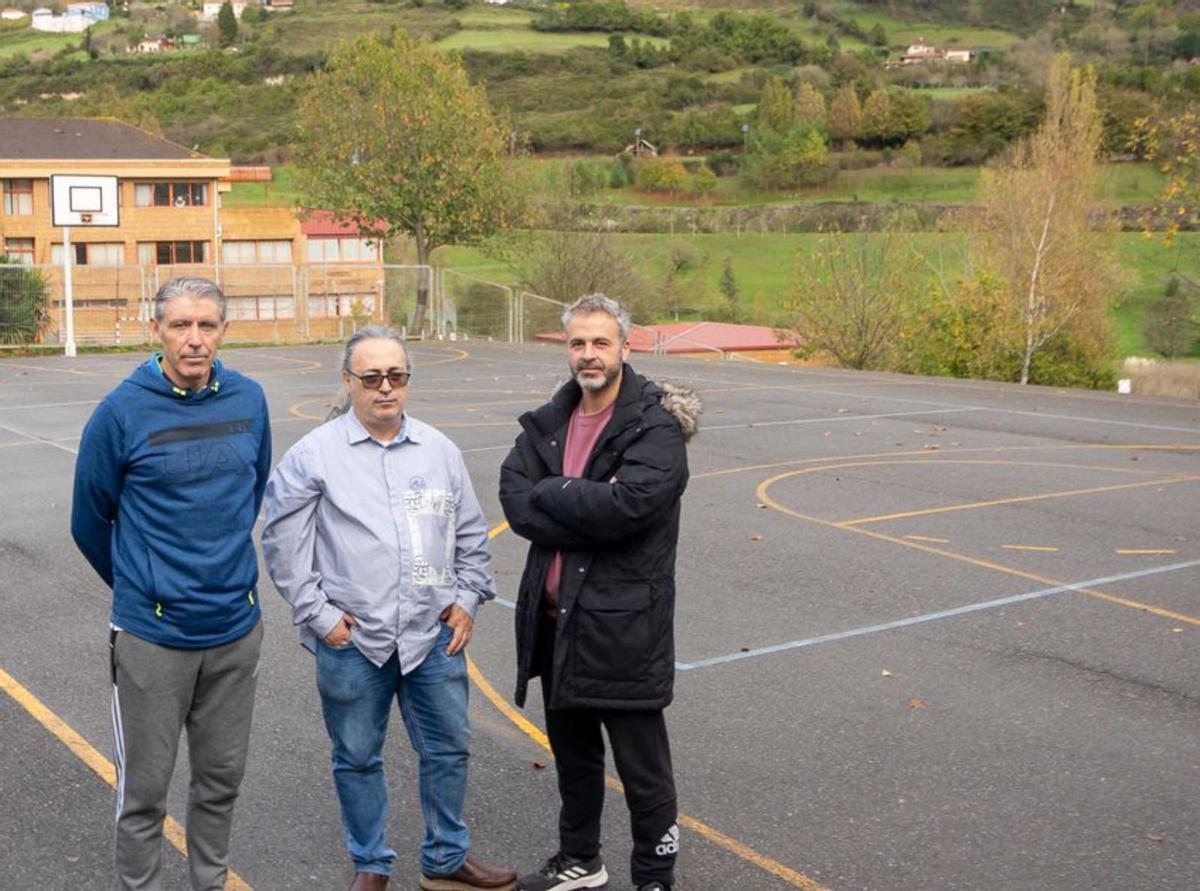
[341,325,410,373]
[154,276,226,322]
[561,293,630,342]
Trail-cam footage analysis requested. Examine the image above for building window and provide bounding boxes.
[134,182,208,207]
[3,238,35,264]
[3,179,33,216]
[306,237,379,263]
[51,242,126,266]
[222,240,294,264]
[138,241,209,264]
[226,295,295,320]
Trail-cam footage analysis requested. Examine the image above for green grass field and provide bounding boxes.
[436,231,1200,357]
[0,23,113,60]
[221,166,303,208]
[437,30,667,53]
[829,3,1022,48]
[226,161,1171,211]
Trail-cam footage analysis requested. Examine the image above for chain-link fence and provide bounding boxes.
[1,263,440,347]
[441,269,513,342]
[2,263,677,350]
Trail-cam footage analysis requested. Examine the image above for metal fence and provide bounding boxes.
[0,262,666,350]
[0,263,436,347]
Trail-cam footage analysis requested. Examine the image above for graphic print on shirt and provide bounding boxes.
[404,482,457,586]
[151,418,256,483]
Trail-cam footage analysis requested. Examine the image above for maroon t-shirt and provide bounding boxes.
[543,399,616,613]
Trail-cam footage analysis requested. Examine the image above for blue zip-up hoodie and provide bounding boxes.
[71,356,271,649]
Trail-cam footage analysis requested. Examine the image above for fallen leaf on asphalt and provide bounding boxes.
[881,669,893,678]
[906,698,927,709]
[756,503,767,509]
[1130,455,1142,461]
[740,646,750,652]
[838,408,850,414]
[923,443,940,450]
[749,534,763,541]
[1145,831,1165,842]
[532,761,546,770]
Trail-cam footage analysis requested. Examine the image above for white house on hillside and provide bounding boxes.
[30,2,108,31]
[199,1,248,21]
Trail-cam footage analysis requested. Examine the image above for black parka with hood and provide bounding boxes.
[499,363,701,711]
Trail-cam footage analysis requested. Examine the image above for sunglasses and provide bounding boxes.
[346,368,412,390]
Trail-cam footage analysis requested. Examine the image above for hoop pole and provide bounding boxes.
[63,226,77,358]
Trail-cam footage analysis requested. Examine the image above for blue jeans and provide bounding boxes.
[315,623,471,877]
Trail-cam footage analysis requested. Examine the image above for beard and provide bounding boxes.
[573,360,620,393]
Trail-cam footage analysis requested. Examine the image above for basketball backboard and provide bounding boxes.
[51,175,120,227]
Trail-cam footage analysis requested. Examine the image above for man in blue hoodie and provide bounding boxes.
[71,276,272,891]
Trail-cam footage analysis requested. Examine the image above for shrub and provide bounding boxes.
[0,259,50,345]
[635,157,688,192]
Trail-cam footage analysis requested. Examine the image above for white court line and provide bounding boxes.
[702,406,986,431]
[0,399,99,412]
[675,559,1200,671]
[430,355,1200,436]
[0,422,79,456]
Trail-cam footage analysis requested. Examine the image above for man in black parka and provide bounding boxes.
[500,294,700,891]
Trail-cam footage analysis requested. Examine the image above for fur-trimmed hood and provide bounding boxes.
[548,369,702,442]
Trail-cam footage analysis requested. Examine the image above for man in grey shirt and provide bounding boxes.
[262,327,517,891]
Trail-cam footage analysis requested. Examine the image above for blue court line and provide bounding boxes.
[675,558,1200,671]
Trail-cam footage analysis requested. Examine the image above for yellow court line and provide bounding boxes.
[415,347,471,368]
[287,398,331,421]
[835,470,1199,527]
[464,657,829,891]
[1116,549,1179,556]
[0,667,253,890]
[237,353,323,373]
[693,443,1200,482]
[904,535,949,543]
[1002,545,1061,553]
[757,470,1200,628]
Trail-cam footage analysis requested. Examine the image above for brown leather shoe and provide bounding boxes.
[419,854,518,890]
[349,872,389,891]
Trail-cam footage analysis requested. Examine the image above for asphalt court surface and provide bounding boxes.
[1,341,1198,890]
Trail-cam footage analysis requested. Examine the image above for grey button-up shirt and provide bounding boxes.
[261,411,495,672]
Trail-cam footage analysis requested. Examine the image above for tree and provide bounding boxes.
[719,256,740,320]
[742,124,830,191]
[1144,277,1200,358]
[975,55,1116,385]
[492,209,654,322]
[827,83,862,145]
[0,258,50,345]
[756,75,795,134]
[789,226,925,370]
[217,1,238,47]
[860,88,930,147]
[794,82,827,129]
[295,33,521,332]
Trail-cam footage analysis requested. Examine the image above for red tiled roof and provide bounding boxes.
[300,209,385,237]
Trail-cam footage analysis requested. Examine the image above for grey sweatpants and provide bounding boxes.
[110,622,262,891]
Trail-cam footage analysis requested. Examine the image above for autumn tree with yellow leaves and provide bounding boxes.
[975,55,1117,385]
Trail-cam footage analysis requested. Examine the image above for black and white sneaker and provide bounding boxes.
[517,852,608,890]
